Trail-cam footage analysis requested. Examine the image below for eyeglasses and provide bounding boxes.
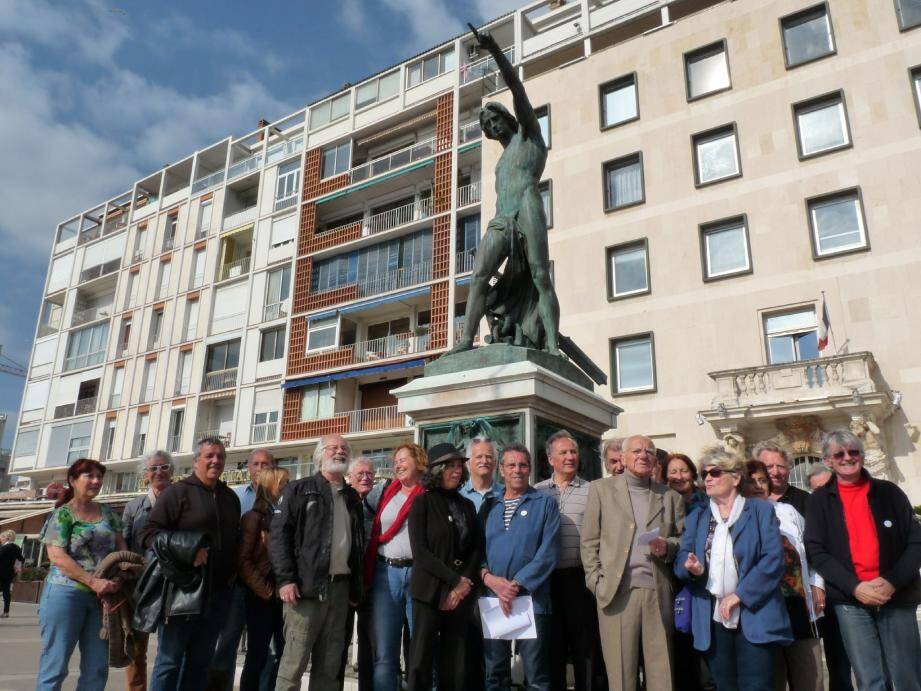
[831,449,862,460]
[701,468,734,480]
[324,445,349,452]
[146,464,172,473]
[352,471,374,479]
[630,449,657,456]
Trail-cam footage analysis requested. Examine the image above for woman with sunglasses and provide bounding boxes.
[675,449,792,690]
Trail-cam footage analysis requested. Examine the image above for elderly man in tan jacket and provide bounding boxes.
[581,434,685,691]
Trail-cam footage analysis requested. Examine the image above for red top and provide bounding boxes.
[838,477,880,581]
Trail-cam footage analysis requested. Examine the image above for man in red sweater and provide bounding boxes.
[805,429,921,691]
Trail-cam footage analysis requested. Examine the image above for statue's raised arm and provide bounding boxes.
[469,25,544,147]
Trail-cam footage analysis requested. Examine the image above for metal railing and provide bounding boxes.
[191,169,225,195]
[191,272,205,288]
[79,258,121,284]
[251,421,278,444]
[131,250,144,264]
[461,47,515,85]
[356,261,432,298]
[350,137,436,184]
[455,250,476,273]
[132,435,146,458]
[326,197,434,238]
[219,255,251,281]
[266,136,304,165]
[263,301,288,321]
[457,181,481,207]
[203,367,238,391]
[274,193,298,212]
[52,397,96,419]
[196,430,232,446]
[63,350,106,371]
[459,120,482,144]
[71,305,111,327]
[344,405,410,432]
[227,153,263,181]
[103,214,128,236]
[222,206,257,231]
[167,434,182,453]
[162,238,174,252]
[77,226,102,246]
[453,316,479,344]
[353,332,430,364]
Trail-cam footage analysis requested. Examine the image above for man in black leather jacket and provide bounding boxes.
[269,434,365,691]
[139,436,240,691]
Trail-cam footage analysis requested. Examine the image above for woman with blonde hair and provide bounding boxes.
[365,443,428,691]
[0,529,23,618]
[238,467,289,691]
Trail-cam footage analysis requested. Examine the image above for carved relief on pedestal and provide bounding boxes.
[849,414,892,478]
[762,415,825,460]
[721,431,746,459]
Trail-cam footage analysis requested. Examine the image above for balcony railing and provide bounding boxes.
[263,301,288,321]
[455,250,476,273]
[266,136,304,165]
[63,350,105,372]
[219,255,251,281]
[325,197,434,238]
[251,421,278,444]
[457,181,481,207]
[79,258,121,284]
[71,305,111,327]
[37,323,59,338]
[356,261,432,298]
[227,153,263,181]
[162,238,174,252]
[131,250,144,264]
[203,367,238,391]
[191,169,226,195]
[132,435,146,458]
[167,433,182,453]
[460,47,515,85]
[274,193,298,212]
[353,332,430,364]
[77,226,102,246]
[53,399,95,419]
[459,120,482,144]
[453,316,479,345]
[344,405,411,433]
[197,430,232,446]
[350,137,436,184]
[222,206,257,231]
[103,214,128,236]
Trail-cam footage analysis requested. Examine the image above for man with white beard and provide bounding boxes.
[269,435,367,690]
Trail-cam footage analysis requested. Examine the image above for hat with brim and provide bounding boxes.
[426,443,467,467]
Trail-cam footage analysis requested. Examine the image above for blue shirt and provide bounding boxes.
[234,483,257,515]
[483,486,560,614]
[460,479,505,512]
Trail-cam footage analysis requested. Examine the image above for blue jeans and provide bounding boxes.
[834,603,921,691]
[483,613,551,691]
[372,562,413,691]
[210,583,247,686]
[37,582,108,691]
[704,621,776,691]
[150,587,232,691]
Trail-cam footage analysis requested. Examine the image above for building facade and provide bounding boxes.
[10,0,921,501]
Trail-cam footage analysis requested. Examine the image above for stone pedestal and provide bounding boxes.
[393,360,621,480]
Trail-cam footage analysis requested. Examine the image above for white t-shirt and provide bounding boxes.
[378,491,413,560]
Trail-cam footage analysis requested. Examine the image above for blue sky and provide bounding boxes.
[0,0,521,447]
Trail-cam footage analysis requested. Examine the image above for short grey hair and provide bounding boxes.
[600,437,623,458]
[140,450,174,473]
[822,430,864,460]
[752,441,790,467]
[545,429,576,458]
[196,437,226,457]
[248,448,275,465]
[806,463,832,480]
[312,435,351,465]
[347,456,375,474]
[466,435,496,459]
[501,442,532,466]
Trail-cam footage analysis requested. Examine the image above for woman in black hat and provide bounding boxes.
[406,443,484,691]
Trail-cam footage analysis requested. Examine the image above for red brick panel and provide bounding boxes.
[432,215,451,279]
[303,147,349,201]
[430,280,449,350]
[281,388,350,441]
[286,317,356,376]
[306,222,362,255]
[433,152,453,215]
[307,284,358,312]
[297,203,316,256]
[292,258,313,315]
[435,92,454,152]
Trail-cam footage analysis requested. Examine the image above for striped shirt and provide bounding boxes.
[535,475,590,569]
[503,497,521,529]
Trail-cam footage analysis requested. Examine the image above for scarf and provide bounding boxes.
[706,495,745,629]
[363,481,423,585]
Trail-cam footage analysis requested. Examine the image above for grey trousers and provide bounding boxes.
[275,580,350,691]
[597,587,672,691]
[773,637,824,691]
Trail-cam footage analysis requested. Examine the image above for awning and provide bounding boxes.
[283,358,426,389]
[316,159,435,204]
[308,286,431,323]
[456,276,472,286]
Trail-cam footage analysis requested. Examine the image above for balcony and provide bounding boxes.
[263,301,289,321]
[52,397,97,419]
[196,430,232,446]
[274,193,298,212]
[353,332,430,364]
[71,305,111,327]
[191,169,225,195]
[77,226,102,246]
[460,47,515,85]
[64,350,106,372]
[103,213,128,236]
[459,120,482,145]
[357,261,432,298]
[455,250,476,273]
[219,255,251,281]
[222,206,257,232]
[79,258,121,284]
[227,153,262,182]
[203,367,238,392]
[328,198,434,239]
[350,138,436,184]
[457,181,481,207]
[251,420,278,444]
[266,136,303,165]
[37,323,59,338]
[343,405,410,433]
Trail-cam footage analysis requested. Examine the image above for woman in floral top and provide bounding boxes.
[37,458,127,691]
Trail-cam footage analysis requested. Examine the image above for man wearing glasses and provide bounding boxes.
[805,429,921,691]
[581,435,684,691]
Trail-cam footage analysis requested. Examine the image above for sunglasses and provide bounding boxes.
[146,464,172,473]
[701,468,735,480]
[831,449,862,460]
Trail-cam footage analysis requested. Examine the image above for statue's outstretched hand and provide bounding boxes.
[468,23,499,52]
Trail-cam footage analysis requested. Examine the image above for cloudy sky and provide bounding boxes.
[0,0,522,447]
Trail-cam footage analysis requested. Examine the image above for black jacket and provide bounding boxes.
[408,489,483,607]
[268,472,365,603]
[139,474,240,589]
[776,484,809,517]
[132,531,210,632]
[804,471,921,606]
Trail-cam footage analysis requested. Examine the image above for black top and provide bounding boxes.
[776,484,809,517]
[408,489,483,607]
[0,543,23,581]
[804,471,921,606]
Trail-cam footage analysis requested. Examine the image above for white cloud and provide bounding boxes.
[339,0,371,36]
[380,0,464,50]
[473,0,528,23]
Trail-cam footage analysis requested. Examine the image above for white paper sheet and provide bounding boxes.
[636,526,660,546]
[478,595,537,640]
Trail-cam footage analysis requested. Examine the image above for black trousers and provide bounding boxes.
[340,598,374,691]
[240,589,284,691]
[549,566,602,691]
[0,578,11,614]
[407,598,474,691]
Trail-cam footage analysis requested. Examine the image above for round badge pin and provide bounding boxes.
[448,515,454,522]
[521,510,528,516]
[883,520,893,528]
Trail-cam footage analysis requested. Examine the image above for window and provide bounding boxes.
[176,350,192,395]
[807,189,868,258]
[133,228,147,262]
[167,409,184,452]
[309,92,350,130]
[793,91,850,158]
[700,216,752,280]
[911,66,921,125]
[685,41,731,100]
[13,428,39,459]
[275,160,300,210]
[606,240,650,299]
[535,105,551,148]
[603,153,644,210]
[456,214,481,263]
[692,125,741,186]
[133,413,149,457]
[140,359,157,402]
[183,299,199,341]
[610,334,656,394]
[197,199,212,237]
[124,272,137,309]
[406,48,456,88]
[109,366,124,408]
[299,382,334,421]
[764,308,819,364]
[100,419,116,461]
[600,74,639,129]
[149,308,164,350]
[67,425,91,464]
[310,229,432,293]
[321,141,351,179]
[64,322,109,371]
[780,4,835,68]
[163,215,178,251]
[206,340,240,373]
[45,422,92,467]
[118,318,131,354]
[895,0,921,31]
[539,181,553,228]
[157,261,171,298]
[264,265,291,320]
[259,326,286,362]
[39,300,63,335]
[270,215,297,249]
[190,249,206,289]
[356,70,400,109]
[307,317,338,351]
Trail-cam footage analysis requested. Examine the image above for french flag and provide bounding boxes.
[817,296,831,352]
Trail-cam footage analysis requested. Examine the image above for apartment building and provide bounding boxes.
[10,0,921,501]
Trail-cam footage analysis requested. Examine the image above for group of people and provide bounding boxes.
[29,425,921,691]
